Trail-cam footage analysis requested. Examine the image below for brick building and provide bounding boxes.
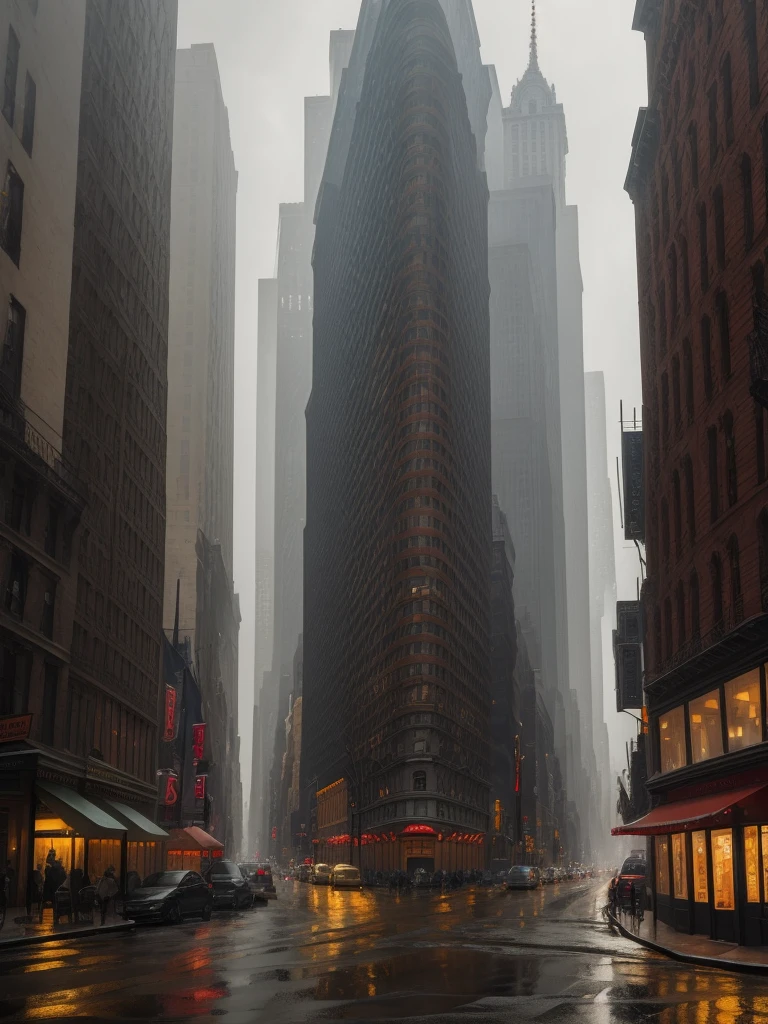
[617,0,768,947]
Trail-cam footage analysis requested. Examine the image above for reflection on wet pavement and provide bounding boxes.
[0,880,767,1022]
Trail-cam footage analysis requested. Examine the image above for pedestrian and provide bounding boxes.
[96,866,119,925]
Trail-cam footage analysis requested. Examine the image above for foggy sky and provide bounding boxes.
[176,0,648,805]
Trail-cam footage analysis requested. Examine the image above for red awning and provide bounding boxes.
[612,784,767,836]
[168,826,224,850]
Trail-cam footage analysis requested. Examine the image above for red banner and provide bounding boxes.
[164,776,179,806]
[192,722,206,761]
[0,713,32,743]
[194,775,206,800]
[163,686,176,742]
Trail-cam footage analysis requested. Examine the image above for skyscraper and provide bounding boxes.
[303,0,492,874]
[165,43,240,848]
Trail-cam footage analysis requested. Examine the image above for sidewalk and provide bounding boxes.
[608,908,768,974]
[0,905,135,950]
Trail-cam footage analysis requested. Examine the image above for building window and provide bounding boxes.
[655,836,670,895]
[2,26,19,126]
[44,503,59,559]
[711,829,735,910]
[745,826,760,903]
[690,570,700,636]
[41,583,55,638]
[728,534,742,615]
[658,705,686,773]
[711,553,724,625]
[683,340,693,422]
[708,83,718,168]
[708,426,719,522]
[683,455,695,541]
[661,172,670,241]
[725,668,762,750]
[723,411,737,507]
[762,827,768,906]
[689,122,699,190]
[722,54,734,145]
[661,374,669,442]
[654,606,663,670]
[698,204,709,292]
[668,246,678,321]
[744,0,760,109]
[412,771,426,791]
[21,72,35,155]
[716,292,731,377]
[672,833,688,899]
[760,510,768,612]
[701,315,713,398]
[1,162,24,266]
[692,831,709,903]
[681,238,691,313]
[672,470,681,557]
[756,405,767,484]
[742,155,755,250]
[0,644,29,715]
[661,498,670,563]
[41,663,57,745]
[658,281,667,354]
[2,296,26,398]
[676,581,686,646]
[689,688,723,763]
[713,186,725,269]
[5,552,26,618]
[664,597,673,660]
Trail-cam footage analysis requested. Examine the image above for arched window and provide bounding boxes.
[701,315,713,398]
[668,245,678,321]
[728,534,742,618]
[672,356,681,427]
[661,498,670,563]
[709,84,719,168]
[756,403,767,485]
[742,154,755,250]
[713,186,726,268]
[698,202,709,291]
[672,470,682,557]
[664,598,673,661]
[654,605,663,670]
[722,54,735,145]
[690,570,701,637]
[716,291,731,377]
[758,510,768,611]
[723,410,737,506]
[710,554,724,626]
[688,121,699,190]
[683,339,694,421]
[412,771,426,792]
[708,425,719,522]
[681,237,691,313]
[744,0,759,109]
[676,581,686,646]
[661,374,670,441]
[683,455,695,541]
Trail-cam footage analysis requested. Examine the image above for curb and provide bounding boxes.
[607,910,768,976]
[0,920,136,951]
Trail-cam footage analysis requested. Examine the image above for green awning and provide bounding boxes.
[103,800,169,842]
[36,781,126,839]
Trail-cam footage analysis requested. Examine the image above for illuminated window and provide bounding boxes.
[744,826,760,903]
[761,826,768,904]
[658,706,687,773]
[672,833,688,899]
[711,828,735,910]
[724,669,762,750]
[655,835,670,895]
[689,689,724,763]
[692,830,708,903]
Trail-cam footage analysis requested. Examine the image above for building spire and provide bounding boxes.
[529,0,539,71]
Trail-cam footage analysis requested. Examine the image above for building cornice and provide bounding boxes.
[632,0,661,34]
[625,107,659,202]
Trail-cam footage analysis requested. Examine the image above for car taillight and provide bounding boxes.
[257,869,265,876]
[208,883,214,890]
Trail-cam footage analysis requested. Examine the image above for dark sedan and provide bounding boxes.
[204,860,253,910]
[123,870,213,924]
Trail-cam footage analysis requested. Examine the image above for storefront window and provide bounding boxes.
[711,828,735,910]
[762,827,768,905]
[655,835,670,895]
[724,669,762,751]
[88,838,122,882]
[658,706,687,773]
[692,830,708,903]
[672,833,688,899]
[744,826,760,903]
[689,689,724,762]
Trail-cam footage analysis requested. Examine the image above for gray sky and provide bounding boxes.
[176,0,649,804]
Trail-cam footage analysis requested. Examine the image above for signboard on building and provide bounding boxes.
[622,430,645,541]
[192,723,206,761]
[0,713,32,743]
[163,686,177,742]
[617,601,642,643]
[616,643,643,711]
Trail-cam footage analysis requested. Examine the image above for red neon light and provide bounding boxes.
[194,775,206,800]
[163,686,176,742]
[164,775,178,806]
[211,849,223,858]
[401,824,436,835]
[192,722,206,761]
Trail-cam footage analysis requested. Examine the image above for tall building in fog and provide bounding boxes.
[303,0,492,873]
[485,12,599,856]
[165,44,241,850]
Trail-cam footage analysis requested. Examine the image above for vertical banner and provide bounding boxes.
[622,430,645,541]
[192,722,206,762]
[163,686,177,742]
[194,775,207,801]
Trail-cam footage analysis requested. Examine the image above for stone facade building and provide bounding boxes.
[618,0,768,948]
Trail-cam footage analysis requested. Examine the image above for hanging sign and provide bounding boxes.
[163,686,177,742]
[194,775,206,800]
[164,775,179,806]
[192,722,206,761]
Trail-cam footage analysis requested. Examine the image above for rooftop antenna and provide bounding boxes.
[529,0,539,71]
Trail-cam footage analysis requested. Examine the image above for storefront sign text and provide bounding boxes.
[0,713,32,743]
[163,686,177,742]
[192,722,206,761]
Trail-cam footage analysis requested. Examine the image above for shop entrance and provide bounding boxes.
[406,856,435,875]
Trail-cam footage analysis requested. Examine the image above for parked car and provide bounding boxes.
[611,856,647,910]
[240,863,278,899]
[123,870,213,924]
[504,865,541,891]
[331,864,363,890]
[204,860,253,910]
[311,863,332,885]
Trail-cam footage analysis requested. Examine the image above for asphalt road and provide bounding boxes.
[0,878,765,1023]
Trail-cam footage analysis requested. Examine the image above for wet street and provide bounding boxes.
[0,878,766,1023]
